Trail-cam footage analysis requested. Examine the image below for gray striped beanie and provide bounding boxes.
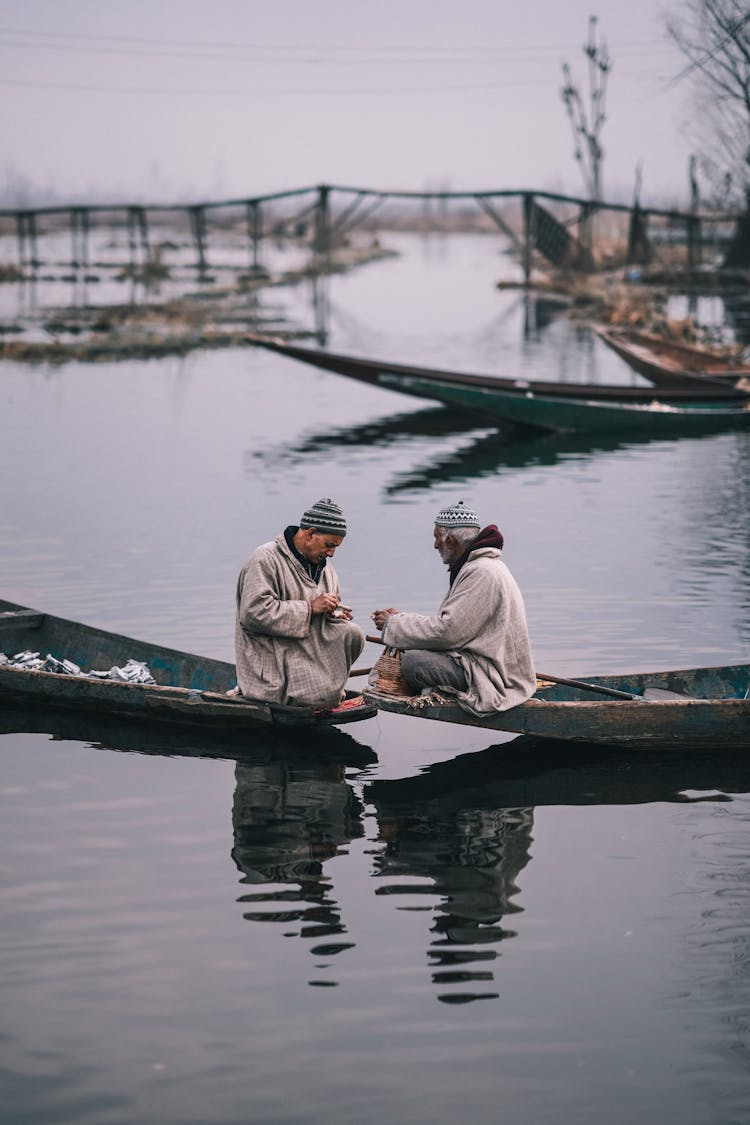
[299,497,347,537]
[434,500,480,528]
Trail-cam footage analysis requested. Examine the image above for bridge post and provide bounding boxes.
[16,212,27,273]
[78,209,90,272]
[246,200,263,272]
[314,185,330,272]
[522,193,535,285]
[69,208,90,271]
[189,205,208,273]
[127,207,139,272]
[686,214,701,270]
[126,207,150,275]
[136,207,150,262]
[70,209,80,269]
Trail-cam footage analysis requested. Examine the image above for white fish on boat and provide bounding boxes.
[1,649,155,683]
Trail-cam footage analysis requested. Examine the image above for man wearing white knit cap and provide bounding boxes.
[235,498,364,710]
[371,500,536,716]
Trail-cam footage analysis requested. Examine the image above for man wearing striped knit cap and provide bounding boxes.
[371,500,536,717]
[235,498,364,710]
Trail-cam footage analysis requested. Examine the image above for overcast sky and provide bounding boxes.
[0,0,696,209]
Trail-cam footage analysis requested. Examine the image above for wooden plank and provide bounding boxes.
[0,665,275,726]
[0,610,44,630]
[364,689,750,749]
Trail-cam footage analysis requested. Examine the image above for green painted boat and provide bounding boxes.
[364,662,750,749]
[246,334,750,434]
[377,371,750,434]
[0,599,376,731]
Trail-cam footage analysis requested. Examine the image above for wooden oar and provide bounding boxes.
[535,671,639,700]
[365,634,638,701]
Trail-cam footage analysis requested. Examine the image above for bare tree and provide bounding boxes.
[667,0,750,205]
[561,16,612,204]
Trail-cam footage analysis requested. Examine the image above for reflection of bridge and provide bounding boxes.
[1,182,733,284]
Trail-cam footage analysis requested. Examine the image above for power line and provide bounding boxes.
[0,69,675,98]
[0,25,678,65]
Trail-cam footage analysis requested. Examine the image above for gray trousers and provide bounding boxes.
[401,649,468,692]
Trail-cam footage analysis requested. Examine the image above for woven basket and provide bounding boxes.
[371,646,412,696]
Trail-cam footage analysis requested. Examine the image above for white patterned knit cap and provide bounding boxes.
[299,497,347,537]
[434,500,480,529]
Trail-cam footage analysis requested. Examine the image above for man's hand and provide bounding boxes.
[371,607,399,630]
[311,592,340,615]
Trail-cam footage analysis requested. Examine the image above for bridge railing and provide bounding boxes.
[0,184,738,283]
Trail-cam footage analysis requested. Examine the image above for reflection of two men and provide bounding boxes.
[230,489,536,1000]
[231,756,364,955]
[369,792,534,1005]
[229,747,533,1002]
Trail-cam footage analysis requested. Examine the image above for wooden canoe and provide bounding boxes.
[363,662,750,749]
[596,326,750,389]
[246,334,750,435]
[0,599,377,731]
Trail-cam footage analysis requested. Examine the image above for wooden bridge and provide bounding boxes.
[0,183,732,285]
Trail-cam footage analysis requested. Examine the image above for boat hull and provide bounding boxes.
[246,335,750,434]
[364,662,750,749]
[0,601,376,730]
[378,372,750,434]
[596,327,750,388]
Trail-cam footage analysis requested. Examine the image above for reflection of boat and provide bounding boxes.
[0,702,378,767]
[366,733,750,1003]
[289,405,494,454]
[596,326,750,388]
[365,661,750,749]
[2,701,374,977]
[0,599,377,731]
[384,423,710,495]
[367,736,750,810]
[265,402,727,497]
[246,333,750,435]
[254,405,503,474]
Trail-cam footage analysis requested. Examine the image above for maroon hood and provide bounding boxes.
[448,524,504,586]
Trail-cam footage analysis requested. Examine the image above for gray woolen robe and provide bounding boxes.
[235,534,364,709]
[382,547,536,716]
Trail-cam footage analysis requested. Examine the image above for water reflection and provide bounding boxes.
[369,738,750,810]
[522,292,573,337]
[0,704,378,767]
[385,426,664,494]
[7,699,750,1014]
[680,431,750,637]
[260,402,736,496]
[370,793,532,1005]
[249,404,497,469]
[0,704,375,989]
[367,737,750,1005]
[232,757,365,975]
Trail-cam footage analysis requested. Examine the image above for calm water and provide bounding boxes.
[1,233,750,1124]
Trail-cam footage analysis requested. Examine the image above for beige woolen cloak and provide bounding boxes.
[382,547,536,716]
[235,534,364,709]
